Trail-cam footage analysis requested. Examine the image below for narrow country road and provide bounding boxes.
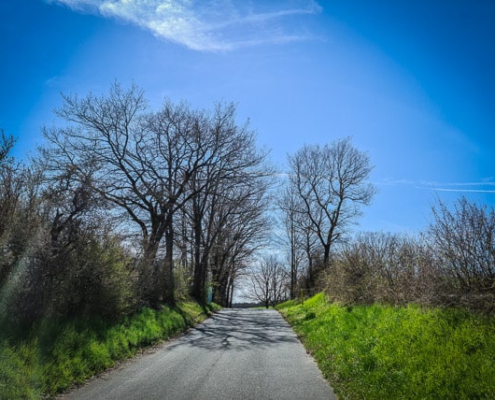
[60,309,336,400]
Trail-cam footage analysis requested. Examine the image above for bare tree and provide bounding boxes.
[42,83,274,306]
[210,183,272,306]
[0,132,23,289]
[43,84,218,304]
[182,104,273,304]
[287,137,376,272]
[0,130,15,164]
[247,255,289,308]
[278,187,305,299]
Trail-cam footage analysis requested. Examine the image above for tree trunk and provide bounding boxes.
[192,214,207,304]
[162,214,175,305]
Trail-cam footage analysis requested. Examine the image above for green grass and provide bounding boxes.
[0,302,220,399]
[277,293,495,399]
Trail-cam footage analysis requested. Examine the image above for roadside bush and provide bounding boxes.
[174,262,193,301]
[326,196,495,315]
[6,230,137,325]
[326,232,446,306]
[428,196,495,314]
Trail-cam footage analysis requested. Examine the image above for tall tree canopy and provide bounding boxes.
[42,83,273,305]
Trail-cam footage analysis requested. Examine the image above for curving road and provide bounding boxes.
[61,309,336,400]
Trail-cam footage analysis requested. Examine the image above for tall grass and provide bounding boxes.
[277,293,495,399]
[0,302,220,399]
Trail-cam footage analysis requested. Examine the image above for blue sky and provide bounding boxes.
[1,0,494,234]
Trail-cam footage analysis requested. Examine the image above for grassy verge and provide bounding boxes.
[277,293,495,399]
[0,302,220,399]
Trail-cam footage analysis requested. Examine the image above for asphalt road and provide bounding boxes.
[60,309,336,400]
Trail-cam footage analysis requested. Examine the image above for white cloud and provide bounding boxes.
[48,0,322,52]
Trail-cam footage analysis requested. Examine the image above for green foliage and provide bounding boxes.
[274,298,300,310]
[277,293,495,399]
[173,263,193,301]
[0,340,42,399]
[0,301,218,398]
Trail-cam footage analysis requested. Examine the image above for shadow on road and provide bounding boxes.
[60,308,337,400]
[166,309,298,352]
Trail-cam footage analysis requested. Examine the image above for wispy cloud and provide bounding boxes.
[377,178,495,194]
[47,0,322,52]
[425,188,495,194]
[416,181,495,194]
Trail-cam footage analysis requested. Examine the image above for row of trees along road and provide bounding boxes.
[41,83,274,307]
[1,82,380,324]
[0,83,277,327]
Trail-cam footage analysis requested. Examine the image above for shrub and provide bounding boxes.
[326,232,445,307]
[428,196,495,313]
